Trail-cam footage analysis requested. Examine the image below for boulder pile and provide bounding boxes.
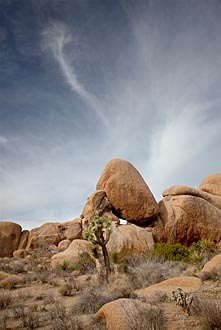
[1,158,221,261]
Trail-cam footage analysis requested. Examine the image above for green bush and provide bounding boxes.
[151,243,190,262]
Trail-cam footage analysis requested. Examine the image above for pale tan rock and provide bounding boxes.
[96,159,158,224]
[157,185,221,245]
[13,249,28,258]
[26,219,82,251]
[199,173,221,196]
[107,224,154,258]
[96,298,156,330]
[0,222,22,257]
[59,218,82,241]
[18,230,29,249]
[51,239,91,268]
[58,239,71,252]
[135,276,202,298]
[0,274,22,289]
[201,254,221,274]
[26,222,62,251]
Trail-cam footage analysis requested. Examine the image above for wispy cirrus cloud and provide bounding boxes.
[41,21,108,126]
[0,136,8,144]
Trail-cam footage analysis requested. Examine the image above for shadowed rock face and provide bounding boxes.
[96,158,159,224]
[0,222,22,257]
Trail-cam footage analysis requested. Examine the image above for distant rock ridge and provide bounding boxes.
[0,159,221,259]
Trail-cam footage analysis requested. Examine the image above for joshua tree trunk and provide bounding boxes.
[101,243,111,281]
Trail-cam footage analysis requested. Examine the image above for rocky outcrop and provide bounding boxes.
[0,222,22,257]
[154,181,221,245]
[96,158,158,224]
[26,218,82,251]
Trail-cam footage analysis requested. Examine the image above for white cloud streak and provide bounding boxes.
[41,22,108,126]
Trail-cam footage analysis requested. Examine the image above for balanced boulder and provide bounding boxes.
[96,159,158,224]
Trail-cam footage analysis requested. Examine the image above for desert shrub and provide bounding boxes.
[121,300,165,330]
[0,310,9,330]
[74,273,133,314]
[74,287,110,314]
[152,243,190,262]
[0,290,11,309]
[191,297,221,329]
[12,303,40,328]
[58,259,72,272]
[74,252,96,274]
[112,251,120,264]
[189,240,216,265]
[59,281,74,296]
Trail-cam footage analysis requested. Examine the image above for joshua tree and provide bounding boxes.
[83,213,112,281]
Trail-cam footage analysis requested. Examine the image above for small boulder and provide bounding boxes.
[199,173,221,196]
[58,239,71,252]
[96,159,158,224]
[51,239,91,268]
[13,249,28,258]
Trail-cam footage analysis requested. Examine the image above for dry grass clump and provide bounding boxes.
[59,278,79,296]
[49,300,105,330]
[12,302,40,329]
[191,297,221,330]
[74,272,133,315]
[0,290,12,309]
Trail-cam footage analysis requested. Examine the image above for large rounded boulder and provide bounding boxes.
[96,159,158,224]
[0,222,22,257]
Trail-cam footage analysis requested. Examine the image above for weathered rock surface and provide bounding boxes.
[96,158,158,224]
[135,276,202,298]
[18,230,29,249]
[26,219,82,251]
[51,239,91,268]
[199,173,221,196]
[0,222,22,257]
[96,298,157,330]
[107,224,154,258]
[81,190,119,225]
[155,183,221,245]
[60,219,82,241]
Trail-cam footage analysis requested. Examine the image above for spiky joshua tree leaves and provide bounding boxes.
[83,213,112,281]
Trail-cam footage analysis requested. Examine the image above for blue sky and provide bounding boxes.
[1,0,221,230]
